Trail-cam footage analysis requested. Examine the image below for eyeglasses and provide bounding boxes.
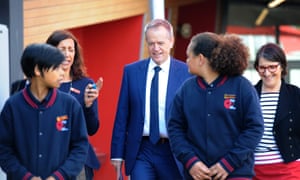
[257,64,280,73]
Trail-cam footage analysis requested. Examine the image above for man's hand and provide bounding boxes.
[111,160,123,180]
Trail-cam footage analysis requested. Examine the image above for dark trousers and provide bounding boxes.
[130,137,182,180]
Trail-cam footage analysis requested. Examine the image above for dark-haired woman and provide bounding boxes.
[46,30,103,180]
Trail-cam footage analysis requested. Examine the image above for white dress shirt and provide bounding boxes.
[143,57,170,137]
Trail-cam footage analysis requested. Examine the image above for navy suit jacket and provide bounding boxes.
[110,58,191,175]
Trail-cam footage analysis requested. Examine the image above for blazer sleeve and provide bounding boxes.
[111,67,130,159]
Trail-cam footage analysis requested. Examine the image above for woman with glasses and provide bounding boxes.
[253,43,300,180]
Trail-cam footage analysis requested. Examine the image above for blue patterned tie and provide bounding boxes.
[150,66,161,144]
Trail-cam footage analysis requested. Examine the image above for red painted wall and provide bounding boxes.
[70,15,143,179]
[174,0,217,60]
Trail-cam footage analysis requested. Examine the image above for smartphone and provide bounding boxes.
[91,83,97,89]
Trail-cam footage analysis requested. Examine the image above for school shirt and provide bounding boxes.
[143,58,170,137]
[0,87,88,180]
[168,75,264,178]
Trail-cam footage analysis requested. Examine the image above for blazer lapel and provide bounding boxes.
[165,59,181,122]
[137,59,150,118]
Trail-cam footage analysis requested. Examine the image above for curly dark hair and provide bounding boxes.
[46,30,87,80]
[254,43,287,77]
[190,32,249,76]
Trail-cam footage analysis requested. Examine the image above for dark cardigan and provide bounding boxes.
[254,80,300,162]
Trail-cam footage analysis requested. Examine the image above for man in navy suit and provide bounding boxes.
[110,19,191,180]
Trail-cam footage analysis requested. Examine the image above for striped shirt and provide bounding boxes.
[255,92,283,164]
